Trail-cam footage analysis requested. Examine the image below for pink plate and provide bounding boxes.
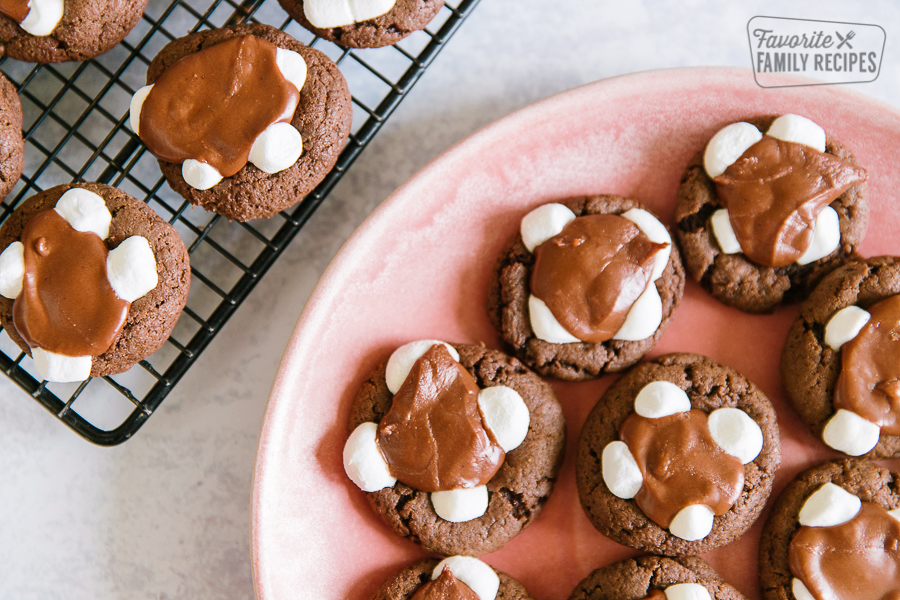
[252,67,900,600]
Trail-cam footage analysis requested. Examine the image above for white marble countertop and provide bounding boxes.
[2,0,899,597]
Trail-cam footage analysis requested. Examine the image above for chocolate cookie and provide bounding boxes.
[371,558,533,600]
[0,0,148,63]
[348,342,566,556]
[758,459,900,600]
[487,195,685,381]
[577,353,780,555]
[674,115,868,313]
[781,256,900,458]
[0,182,190,378]
[142,24,352,221]
[279,0,443,49]
[0,72,23,202]
[569,555,746,600]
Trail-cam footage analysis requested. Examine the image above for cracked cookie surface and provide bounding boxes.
[370,558,534,600]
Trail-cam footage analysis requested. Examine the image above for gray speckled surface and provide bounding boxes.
[1,0,899,598]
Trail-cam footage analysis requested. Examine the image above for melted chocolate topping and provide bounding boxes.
[376,344,504,493]
[411,568,481,600]
[139,35,300,178]
[620,410,745,528]
[790,501,900,600]
[713,135,867,268]
[834,295,900,436]
[12,210,129,357]
[642,590,667,600]
[0,0,30,23]
[530,214,667,343]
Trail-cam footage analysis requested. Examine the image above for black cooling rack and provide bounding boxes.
[0,0,479,445]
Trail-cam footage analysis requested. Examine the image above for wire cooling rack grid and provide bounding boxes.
[0,0,479,445]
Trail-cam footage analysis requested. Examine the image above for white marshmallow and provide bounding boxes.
[890,508,900,522]
[796,206,840,265]
[824,306,871,351]
[19,0,64,37]
[31,347,92,383]
[707,408,763,464]
[621,208,672,281]
[799,482,861,527]
[669,504,715,541]
[520,203,577,253]
[343,422,396,492]
[106,236,158,302]
[767,114,827,153]
[601,441,643,499]
[703,122,762,178]
[432,557,500,600]
[182,159,224,190]
[710,209,741,254]
[477,385,529,452]
[249,122,304,175]
[612,283,662,341]
[303,0,397,29]
[431,486,488,522]
[0,241,24,300]
[54,188,112,240]
[275,48,307,92]
[528,295,580,344]
[385,340,459,394]
[792,579,816,600]
[665,584,712,600]
[822,409,880,456]
[129,85,154,135]
[634,380,691,419]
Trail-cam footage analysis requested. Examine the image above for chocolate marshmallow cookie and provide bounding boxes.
[488,195,685,381]
[342,340,566,556]
[279,0,443,49]
[371,557,533,600]
[759,459,900,600]
[0,183,190,381]
[675,114,868,313]
[130,24,352,221]
[0,72,23,202]
[569,555,746,600]
[577,353,780,555]
[0,0,148,63]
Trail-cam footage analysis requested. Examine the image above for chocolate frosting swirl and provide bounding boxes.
[0,0,30,23]
[411,568,482,600]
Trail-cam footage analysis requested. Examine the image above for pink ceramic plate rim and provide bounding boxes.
[252,66,900,600]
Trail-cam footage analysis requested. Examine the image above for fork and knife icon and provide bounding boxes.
[836,30,856,49]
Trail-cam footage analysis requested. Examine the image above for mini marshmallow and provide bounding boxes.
[710,209,741,254]
[707,408,763,464]
[890,508,900,522]
[822,409,880,456]
[601,441,643,499]
[477,385,529,452]
[249,122,304,175]
[432,556,500,600]
[634,380,691,418]
[824,306,871,351]
[431,485,488,523]
[799,482,861,527]
[528,295,580,344]
[303,0,397,29]
[520,203,577,253]
[129,85,154,135]
[669,504,715,541]
[19,0,64,37]
[275,48,307,92]
[665,583,712,600]
[703,122,762,178]
[621,208,672,281]
[182,159,224,190]
[343,422,396,492]
[796,206,840,265]
[54,188,112,240]
[612,283,662,341]
[31,347,92,383]
[767,114,827,153]
[792,579,817,600]
[385,340,460,394]
[0,241,24,300]
[107,236,158,302]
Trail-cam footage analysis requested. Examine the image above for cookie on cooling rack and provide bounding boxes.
[129,23,352,221]
[0,182,190,382]
[487,194,685,381]
[342,340,565,556]
[370,556,534,600]
[278,0,443,49]
[0,72,23,202]
[0,0,149,63]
